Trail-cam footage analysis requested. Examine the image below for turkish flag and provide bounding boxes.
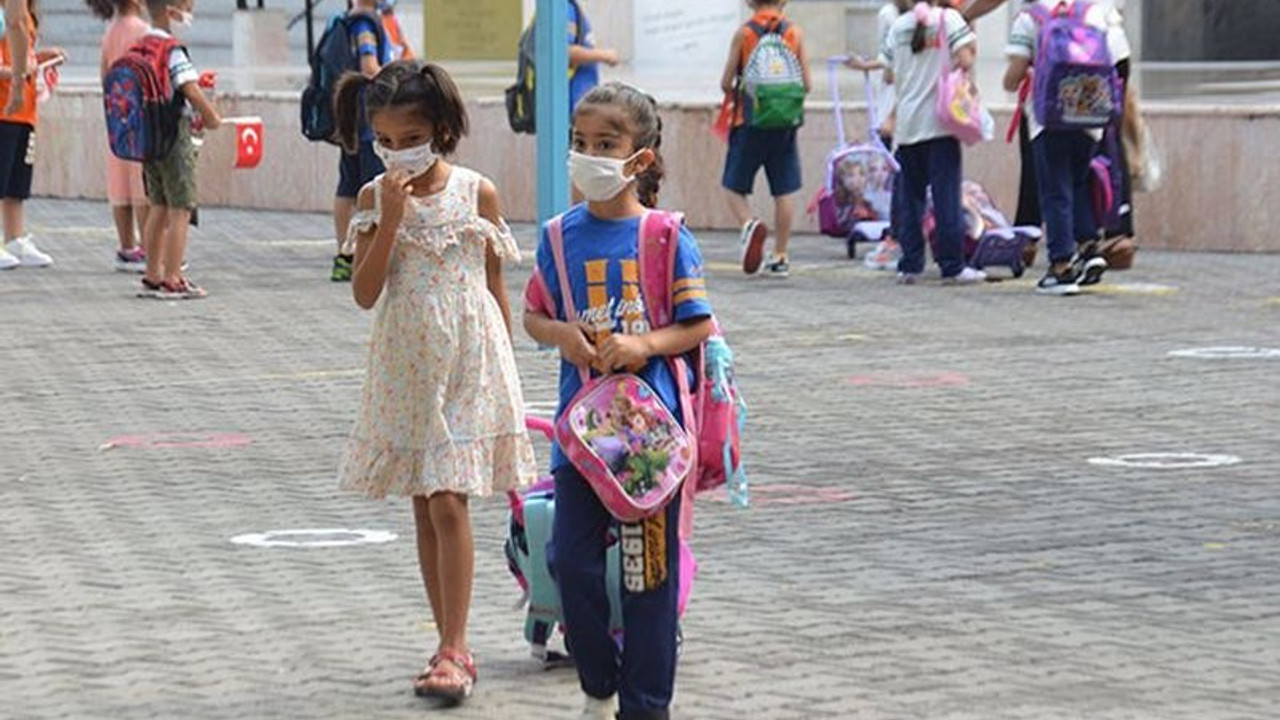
[233,117,264,169]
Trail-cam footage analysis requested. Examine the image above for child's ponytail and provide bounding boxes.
[911,1,942,55]
[334,72,370,154]
[636,111,665,209]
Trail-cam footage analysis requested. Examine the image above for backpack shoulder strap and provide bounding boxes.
[546,213,593,386]
[545,213,574,322]
[637,210,683,331]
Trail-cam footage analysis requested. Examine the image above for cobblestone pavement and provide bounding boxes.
[2,199,1278,720]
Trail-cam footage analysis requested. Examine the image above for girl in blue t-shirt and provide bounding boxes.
[522,82,714,720]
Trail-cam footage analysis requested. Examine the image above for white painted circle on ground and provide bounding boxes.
[1088,453,1242,470]
[230,528,397,548]
[1168,346,1280,359]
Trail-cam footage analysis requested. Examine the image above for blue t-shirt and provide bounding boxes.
[346,13,390,142]
[530,205,713,471]
[568,2,599,113]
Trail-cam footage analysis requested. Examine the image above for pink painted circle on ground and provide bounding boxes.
[103,432,254,450]
[708,483,855,506]
[844,371,970,389]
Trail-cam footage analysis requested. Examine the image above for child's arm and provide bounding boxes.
[4,0,29,115]
[524,311,598,370]
[352,171,411,309]
[569,45,618,69]
[180,81,222,130]
[795,28,813,94]
[597,318,715,375]
[477,179,514,337]
[1004,57,1030,93]
[719,28,744,96]
[964,0,1007,23]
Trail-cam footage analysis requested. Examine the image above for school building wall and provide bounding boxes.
[34,89,1279,254]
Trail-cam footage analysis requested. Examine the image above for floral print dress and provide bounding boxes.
[339,166,538,499]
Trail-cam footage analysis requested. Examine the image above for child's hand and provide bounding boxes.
[597,334,651,374]
[379,169,415,229]
[556,322,597,370]
[599,49,620,67]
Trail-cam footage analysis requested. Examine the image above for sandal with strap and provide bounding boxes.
[420,650,476,704]
[412,654,442,698]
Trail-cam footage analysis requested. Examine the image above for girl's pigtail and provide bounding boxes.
[911,2,933,55]
[333,72,370,154]
[635,95,664,209]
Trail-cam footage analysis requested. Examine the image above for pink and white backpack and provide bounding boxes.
[545,211,749,528]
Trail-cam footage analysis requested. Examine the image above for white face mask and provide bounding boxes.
[172,10,193,28]
[568,151,643,202]
[374,140,439,178]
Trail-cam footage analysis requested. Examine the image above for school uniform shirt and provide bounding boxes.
[1006,0,1131,140]
[143,28,199,117]
[523,205,713,472]
[568,2,598,112]
[882,7,976,147]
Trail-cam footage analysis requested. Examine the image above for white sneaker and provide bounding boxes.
[942,266,987,285]
[0,245,18,270]
[6,236,52,268]
[580,694,618,720]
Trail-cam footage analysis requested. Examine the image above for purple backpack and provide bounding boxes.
[1029,1,1121,130]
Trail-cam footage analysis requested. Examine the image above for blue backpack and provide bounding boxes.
[300,13,387,144]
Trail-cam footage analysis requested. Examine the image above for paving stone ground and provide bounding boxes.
[2,198,1278,720]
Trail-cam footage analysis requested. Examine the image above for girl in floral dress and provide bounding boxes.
[333,60,537,704]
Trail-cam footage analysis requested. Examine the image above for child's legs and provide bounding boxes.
[722,127,765,225]
[143,204,168,280]
[894,143,930,275]
[424,492,473,651]
[333,197,356,254]
[618,494,682,720]
[3,199,24,242]
[161,208,192,284]
[926,138,966,277]
[111,205,138,251]
[1032,132,1078,267]
[1071,136,1100,245]
[552,465,620,700]
[411,496,447,642]
[772,194,795,259]
[764,129,802,258]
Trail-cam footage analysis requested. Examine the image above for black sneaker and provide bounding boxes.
[331,254,354,282]
[1075,254,1109,287]
[1035,264,1082,296]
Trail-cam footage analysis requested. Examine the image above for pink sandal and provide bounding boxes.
[412,653,442,697]
[419,650,476,703]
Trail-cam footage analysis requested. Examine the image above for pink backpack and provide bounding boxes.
[545,211,749,527]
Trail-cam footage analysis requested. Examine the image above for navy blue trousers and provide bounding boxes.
[1032,129,1099,264]
[553,465,681,720]
[895,137,965,277]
